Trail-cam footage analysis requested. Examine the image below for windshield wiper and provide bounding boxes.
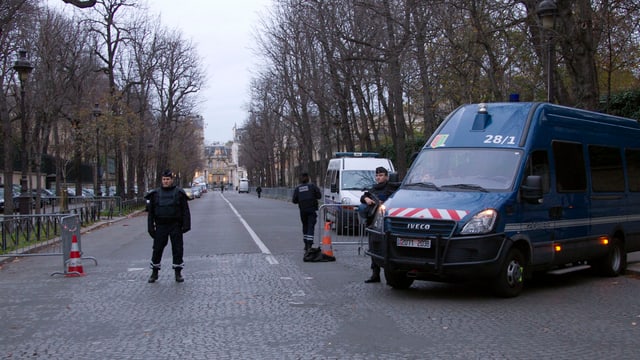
[404,181,441,191]
[441,183,488,192]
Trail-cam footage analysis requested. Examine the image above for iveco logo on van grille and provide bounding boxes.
[407,223,431,230]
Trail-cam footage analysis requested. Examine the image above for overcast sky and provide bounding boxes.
[49,0,272,145]
[145,0,271,145]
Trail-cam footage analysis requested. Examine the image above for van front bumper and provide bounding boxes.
[366,229,508,281]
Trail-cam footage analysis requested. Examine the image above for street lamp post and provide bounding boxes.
[13,50,34,215]
[537,0,558,103]
[92,104,102,196]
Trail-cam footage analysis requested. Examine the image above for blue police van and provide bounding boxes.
[366,102,640,297]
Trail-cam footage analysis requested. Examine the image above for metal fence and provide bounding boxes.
[316,204,368,255]
[0,213,81,258]
[249,187,293,201]
[10,196,146,224]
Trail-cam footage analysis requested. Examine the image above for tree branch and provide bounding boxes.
[62,0,97,9]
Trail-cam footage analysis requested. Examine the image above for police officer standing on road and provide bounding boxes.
[292,172,322,252]
[145,169,191,283]
[362,166,398,283]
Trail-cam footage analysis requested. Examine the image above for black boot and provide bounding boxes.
[365,265,381,283]
[304,241,313,251]
[364,272,381,283]
[175,268,184,283]
[148,268,159,283]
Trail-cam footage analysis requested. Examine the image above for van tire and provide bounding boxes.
[492,247,525,298]
[593,237,626,277]
[384,269,414,289]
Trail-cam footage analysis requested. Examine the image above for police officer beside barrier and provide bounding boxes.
[145,169,191,283]
[292,172,322,252]
[360,166,398,283]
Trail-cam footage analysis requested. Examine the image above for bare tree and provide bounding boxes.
[149,28,205,186]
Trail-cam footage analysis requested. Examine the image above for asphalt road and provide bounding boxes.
[1,190,639,359]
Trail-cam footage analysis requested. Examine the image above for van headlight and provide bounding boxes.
[460,209,497,234]
[341,197,351,205]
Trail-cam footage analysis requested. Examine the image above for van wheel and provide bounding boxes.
[593,237,626,277]
[384,269,414,289]
[492,248,525,298]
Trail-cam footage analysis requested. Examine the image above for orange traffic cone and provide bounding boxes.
[321,221,334,257]
[66,234,85,277]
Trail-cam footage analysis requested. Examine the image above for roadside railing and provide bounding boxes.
[250,187,294,201]
[1,213,66,257]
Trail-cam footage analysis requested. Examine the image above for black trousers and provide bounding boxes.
[150,222,184,269]
[299,209,317,244]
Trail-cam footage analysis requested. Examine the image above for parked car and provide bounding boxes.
[0,187,32,212]
[191,187,202,198]
[184,187,194,200]
[0,188,5,211]
[31,188,55,206]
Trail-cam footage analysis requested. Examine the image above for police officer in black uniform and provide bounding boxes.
[362,166,398,283]
[292,172,322,251]
[145,169,191,283]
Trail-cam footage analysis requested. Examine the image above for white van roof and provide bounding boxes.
[328,156,395,172]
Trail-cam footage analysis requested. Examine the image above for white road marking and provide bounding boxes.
[221,195,279,265]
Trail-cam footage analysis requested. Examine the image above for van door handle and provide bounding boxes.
[549,206,562,220]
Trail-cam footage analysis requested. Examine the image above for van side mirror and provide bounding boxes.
[521,175,543,204]
[330,183,338,193]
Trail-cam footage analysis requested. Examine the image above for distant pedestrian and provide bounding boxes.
[292,172,322,251]
[220,184,224,193]
[256,186,262,198]
[144,169,191,283]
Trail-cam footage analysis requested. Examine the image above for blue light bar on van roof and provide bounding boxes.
[334,152,380,158]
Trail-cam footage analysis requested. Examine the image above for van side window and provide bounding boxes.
[526,150,550,193]
[626,149,640,192]
[553,141,586,192]
[325,169,337,192]
[589,145,624,192]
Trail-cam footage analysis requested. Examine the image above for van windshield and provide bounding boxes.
[341,170,376,190]
[404,148,522,191]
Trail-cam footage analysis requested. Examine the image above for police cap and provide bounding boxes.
[375,167,388,175]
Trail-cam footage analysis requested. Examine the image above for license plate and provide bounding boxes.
[396,237,431,248]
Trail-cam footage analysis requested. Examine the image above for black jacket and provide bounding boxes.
[292,182,321,211]
[145,185,191,234]
[360,181,399,204]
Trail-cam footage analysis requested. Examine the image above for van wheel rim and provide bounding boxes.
[506,261,523,287]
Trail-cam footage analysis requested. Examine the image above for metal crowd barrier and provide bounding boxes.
[316,204,368,255]
[0,214,97,275]
[1,213,66,257]
[51,215,97,277]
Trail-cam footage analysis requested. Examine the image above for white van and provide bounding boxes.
[323,152,395,234]
[238,178,249,193]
